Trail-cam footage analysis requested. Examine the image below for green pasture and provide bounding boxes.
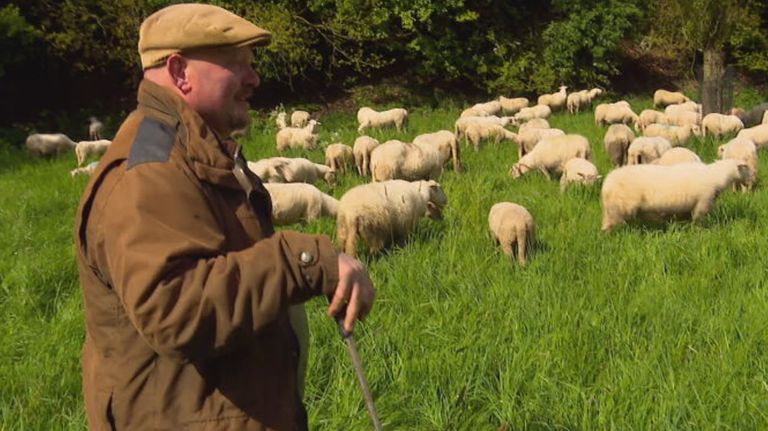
[2,94,768,430]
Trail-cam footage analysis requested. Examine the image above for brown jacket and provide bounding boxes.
[75,79,339,430]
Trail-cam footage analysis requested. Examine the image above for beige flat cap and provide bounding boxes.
[139,3,272,70]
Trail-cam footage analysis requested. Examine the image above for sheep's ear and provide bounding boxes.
[577,172,585,178]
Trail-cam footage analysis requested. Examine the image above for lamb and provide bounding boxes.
[88,116,104,140]
[369,140,445,181]
[275,120,320,151]
[357,107,408,133]
[537,85,568,111]
[324,143,354,174]
[718,137,758,190]
[566,90,588,114]
[600,159,750,232]
[261,157,336,187]
[488,202,536,265]
[25,133,77,157]
[263,182,338,225]
[499,96,529,114]
[454,115,512,141]
[275,112,288,129]
[626,137,672,165]
[517,118,550,132]
[560,157,601,191]
[461,100,502,117]
[460,105,492,118]
[664,101,701,115]
[643,123,700,146]
[514,104,552,122]
[603,124,635,167]
[595,103,638,127]
[75,139,111,166]
[336,179,448,257]
[515,127,566,159]
[509,134,591,180]
[701,113,743,137]
[464,123,517,152]
[412,130,462,172]
[652,147,702,166]
[352,136,380,177]
[663,110,701,128]
[290,110,311,128]
[70,161,99,177]
[735,124,768,149]
[247,158,292,182]
[653,89,691,107]
[636,109,666,132]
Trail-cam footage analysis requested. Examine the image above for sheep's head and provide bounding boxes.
[716,145,726,158]
[690,124,702,137]
[509,163,531,178]
[422,180,447,220]
[324,169,337,188]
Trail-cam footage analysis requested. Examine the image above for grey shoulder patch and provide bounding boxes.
[127,118,176,169]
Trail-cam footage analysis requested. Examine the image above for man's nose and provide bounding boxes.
[245,67,260,88]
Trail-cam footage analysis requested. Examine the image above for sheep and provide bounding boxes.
[600,159,750,232]
[560,157,601,191]
[464,123,517,152]
[643,123,700,146]
[509,134,591,180]
[290,110,311,128]
[369,140,445,182]
[637,109,666,132]
[701,113,743,137]
[515,127,566,159]
[517,118,550,132]
[763,110,768,125]
[88,116,104,140]
[652,147,702,166]
[70,161,99,177]
[412,130,462,172]
[537,85,568,111]
[626,137,673,165]
[25,133,77,157]
[454,115,512,141]
[595,103,638,127]
[460,105,491,118]
[488,202,535,265]
[736,124,768,149]
[275,157,336,187]
[75,139,111,166]
[664,101,701,115]
[324,143,354,174]
[462,100,502,117]
[653,89,691,107]
[730,103,768,127]
[514,104,552,122]
[499,96,529,115]
[664,110,701,128]
[352,136,380,177]
[603,124,635,167]
[566,90,588,114]
[275,112,288,129]
[263,182,338,225]
[357,107,408,133]
[336,179,447,257]
[718,137,758,190]
[247,158,291,182]
[275,120,320,151]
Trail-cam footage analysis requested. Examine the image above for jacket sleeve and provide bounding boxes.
[99,159,339,361]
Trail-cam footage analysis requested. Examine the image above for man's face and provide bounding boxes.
[184,46,260,138]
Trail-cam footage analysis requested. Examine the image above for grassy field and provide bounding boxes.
[2,92,768,430]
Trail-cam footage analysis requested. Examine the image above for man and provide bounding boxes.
[74,4,375,430]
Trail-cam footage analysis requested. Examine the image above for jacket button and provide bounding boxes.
[300,251,313,264]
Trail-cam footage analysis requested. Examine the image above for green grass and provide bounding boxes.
[3,95,768,430]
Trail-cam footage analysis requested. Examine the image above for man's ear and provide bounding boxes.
[167,54,191,94]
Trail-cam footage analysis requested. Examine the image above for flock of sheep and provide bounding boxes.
[24,87,768,265]
[26,116,109,176]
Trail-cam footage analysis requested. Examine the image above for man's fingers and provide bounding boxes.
[327,282,349,316]
[343,283,361,333]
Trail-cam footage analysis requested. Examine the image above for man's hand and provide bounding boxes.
[328,253,376,333]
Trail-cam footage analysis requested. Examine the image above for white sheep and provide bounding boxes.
[263,182,338,225]
[603,124,635,167]
[643,123,700,146]
[637,109,666,132]
[324,143,354,174]
[652,147,702,166]
[352,136,380,177]
[412,130,462,172]
[70,161,99,177]
[336,179,447,257]
[701,113,744,137]
[736,124,768,149]
[275,120,320,151]
[600,159,749,232]
[279,157,337,187]
[517,118,550,132]
[465,123,517,152]
[488,202,536,265]
[560,157,601,191]
[514,104,552,122]
[718,137,758,190]
[537,85,568,111]
[566,90,588,114]
[88,116,103,140]
[509,134,591,180]
[595,103,638,127]
[357,107,408,133]
[664,101,701,115]
[461,100,502,117]
[454,115,512,141]
[247,158,291,182]
[75,139,111,166]
[653,89,691,107]
[626,136,672,165]
[275,112,288,129]
[460,105,491,118]
[499,96,529,114]
[763,110,768,125]
[369,140,445,182]
[290,110,311,128]
[663,110,701,128]
[25,133,77,157]
[515,127,566,159]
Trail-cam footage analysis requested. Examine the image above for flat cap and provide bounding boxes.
[139,3,272,70]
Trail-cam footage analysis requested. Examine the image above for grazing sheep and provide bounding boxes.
[70,161,99,177]
[664,101,701,115]
[412,130,462,172]
[653,89,691,107]
[324,143,354,174]
[290,110,311,128]
[75,139,111,166]
[357,107,408,133]
[280,157,337,187]
[352,136,380,177]
[643,123,700,146]
[537,85,568,111]
[88,116,103,140]
[509,134,591,180]
[515,104,552,122]
[336,179,447,257]
[275,120,320,151]
[517,118,550,132]
[25,133,77,157]
[460,105,491,118]
[560,157,601,191]
[730,103,768,127]
[499,96,529,114]
[652,147,702,166]
[515,127,566,159]
[664,110,701,128]
[566,90,589,114]
[488,202,535,265]
[275,112,288,129]
[461,100,502,117]
[701,113,743,137]
[718,137,758,190]
[465,123,517,152]
[263,182,338,225]
[736,124,768,149]
[603,124,635,167]
[626,137,672,165]
[595,103,638,127]
[454,115,512,141]
[247,158,291,182]
[600,159,749,232]
[369,140,445,181]
[637,109,666,132]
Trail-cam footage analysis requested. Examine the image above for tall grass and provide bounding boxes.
[2,95,768,430]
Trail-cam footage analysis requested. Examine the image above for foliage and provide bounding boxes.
[0,4,42,78]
